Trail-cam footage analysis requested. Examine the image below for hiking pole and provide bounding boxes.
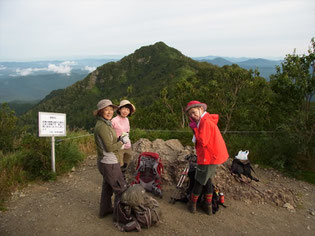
[232,173,265,196]
[169,165,189,204]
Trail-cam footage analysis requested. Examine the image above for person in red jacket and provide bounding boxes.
[186,100,229,215]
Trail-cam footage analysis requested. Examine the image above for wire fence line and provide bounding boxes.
[55,129,276,143]
[56,134,93,142]
[138,129,276,134]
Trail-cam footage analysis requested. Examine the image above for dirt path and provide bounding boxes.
[1,155,314,236]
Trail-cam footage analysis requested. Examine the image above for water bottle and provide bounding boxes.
[219,192,224,204]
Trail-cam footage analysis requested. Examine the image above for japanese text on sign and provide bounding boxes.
[38,112,66,137]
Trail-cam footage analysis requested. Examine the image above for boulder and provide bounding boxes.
[125,138,298,208]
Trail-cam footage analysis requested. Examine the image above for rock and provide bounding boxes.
[129,138,298,207]
[71,167,76,172]
[308,209,315,216]
[283,203,294,210]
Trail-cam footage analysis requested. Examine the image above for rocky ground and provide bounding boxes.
[0,139,314,236]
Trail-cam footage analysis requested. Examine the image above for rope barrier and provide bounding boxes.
[138,129,275,134]
[56,134,93,142]
[55,129,275,142]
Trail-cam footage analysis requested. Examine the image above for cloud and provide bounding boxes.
[13,61,74,76]
[82,66,96,73]
[15,68,39,76]
[47,63,72,75]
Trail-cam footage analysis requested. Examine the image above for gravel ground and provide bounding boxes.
[1,155,314,236]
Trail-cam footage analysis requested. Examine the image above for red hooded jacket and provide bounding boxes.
[193,112,229,165]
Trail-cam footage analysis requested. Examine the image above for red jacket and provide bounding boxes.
[193,113,229,165]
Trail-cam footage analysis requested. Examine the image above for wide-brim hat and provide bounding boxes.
[93,99,118,116]
[185,100,207,112]
[117,100,136,116]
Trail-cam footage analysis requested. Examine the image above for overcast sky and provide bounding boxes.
[0,0,314,61]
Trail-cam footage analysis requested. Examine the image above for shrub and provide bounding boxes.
[20,134,52,180]
[0,103,23,153]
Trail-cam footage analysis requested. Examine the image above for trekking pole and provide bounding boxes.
[232,173,265,196]
[169,165,189,204]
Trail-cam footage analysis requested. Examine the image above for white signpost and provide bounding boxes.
[38,112,66,172]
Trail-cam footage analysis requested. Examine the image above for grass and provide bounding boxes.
[295,171,315,185]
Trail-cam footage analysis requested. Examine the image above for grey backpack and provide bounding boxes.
[114,184,161,232]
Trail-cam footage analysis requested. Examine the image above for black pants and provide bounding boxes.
[97,162,127,217]
[192,178,213,195]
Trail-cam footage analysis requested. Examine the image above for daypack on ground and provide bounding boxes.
[133,152,163,197]
[231,150,259,182]
[114,184,161,232]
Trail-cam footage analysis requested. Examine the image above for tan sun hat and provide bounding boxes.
[117,100,136,116]
[93,99,118,116]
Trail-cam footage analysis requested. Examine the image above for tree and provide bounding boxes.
[270,37,315,122]
[269,38,315,169]
[0,103,20,153]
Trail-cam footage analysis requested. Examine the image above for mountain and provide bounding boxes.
[1,54,282,104]
[193,56,253,63]
[198,57,233,67]
[238,58,282,67]
[21,42,270,131]
[0,58,119,102]
[7,100,39,116]
[194,57,282,79]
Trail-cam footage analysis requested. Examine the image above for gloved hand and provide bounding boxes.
[188,117,197,129]
[189,121,197,129]
[121,135,130,145]
[119,132,130,144]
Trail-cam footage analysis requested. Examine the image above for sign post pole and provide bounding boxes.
[51,136,56,172]
[38,112,66,173]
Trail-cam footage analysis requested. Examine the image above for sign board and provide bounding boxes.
[38,112,66,137]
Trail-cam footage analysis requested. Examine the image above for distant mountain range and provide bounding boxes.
[0,58,118,103]
[0,54,282,104]
[193,57,282,79]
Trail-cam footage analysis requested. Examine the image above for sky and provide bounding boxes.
[0,0,314,61]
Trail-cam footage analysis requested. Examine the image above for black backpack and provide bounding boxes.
[231,158,259,182]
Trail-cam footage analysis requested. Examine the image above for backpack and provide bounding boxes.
[114,184,161,232]
[211,185,226,214]
[133,152,163,197]
[231,150,259,182]
[174,155,226,214]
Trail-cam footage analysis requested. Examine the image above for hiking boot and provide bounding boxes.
[99,208,114,219]
[187,200,197,213]
[202,202,212,215]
